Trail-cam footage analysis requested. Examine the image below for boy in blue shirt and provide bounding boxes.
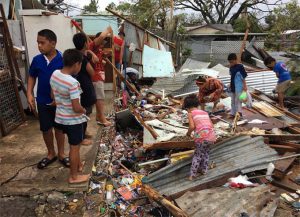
[27,29,69,169]
[227,53,248,118]
[264,56,292,108]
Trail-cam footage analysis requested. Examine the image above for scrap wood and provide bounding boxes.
[251,92,300,122]
[118,162,188,217]
[271,180,299,192]
[105,58,140,96]
[273,152,297,180]
[288,127,300,135]
[249,134,300,141]
[268,144,298,154]
[252,101,283,117]
[143,140,194,150]
[168,97,182,105]
[132,110,158,139]
[70,19,92,42]
[231,112,240,133]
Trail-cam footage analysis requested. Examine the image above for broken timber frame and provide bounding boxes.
[105,57,140,96]
[119,162,189,217]
[143,140,195,150]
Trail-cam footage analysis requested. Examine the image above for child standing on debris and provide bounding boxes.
[72,33,97,145]
[228,53,248,118]
[184,95,216,180]
[264,56,292,108]
[50,49,90,184]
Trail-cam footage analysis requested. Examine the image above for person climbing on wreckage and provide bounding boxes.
[184,95,216,181]
[196,75,224,112]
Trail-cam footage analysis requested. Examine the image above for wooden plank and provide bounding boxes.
[143,140,195,150]
[288,127,300,134]
[105,58,140,95]
[119,163,189,217]
[273,152,297,180]
[249,134,300,141]
[132,110,158,139]
[251,92,300,121]
[268,144,298,153]
[105,8,175,48]
[271,180,299,192]
[252,101,283,117]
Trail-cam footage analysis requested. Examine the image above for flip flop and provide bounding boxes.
[37,156,58,169]
[59,157,70,168]
[97,121,112,127]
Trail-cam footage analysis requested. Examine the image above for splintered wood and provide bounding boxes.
[252,101,283,117]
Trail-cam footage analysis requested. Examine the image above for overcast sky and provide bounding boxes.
[63,0,295,16]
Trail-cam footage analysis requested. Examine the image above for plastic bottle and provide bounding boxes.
[106,184,114,203]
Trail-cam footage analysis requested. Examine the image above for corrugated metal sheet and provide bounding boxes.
[151,57,277,96]
[146,136,278,197]
[170,69,277,96]
[178,58,210,73]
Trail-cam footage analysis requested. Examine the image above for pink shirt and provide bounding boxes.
[191,109,216,143]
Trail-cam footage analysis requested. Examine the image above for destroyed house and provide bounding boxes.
[182,23,268,65]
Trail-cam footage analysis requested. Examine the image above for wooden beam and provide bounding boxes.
[119,162,188,217]
[251,92,300,122]
[132,110,159,139]
[273,152,297,180]
[143,140,194,150]
[105,58,140,96]
[249,134,300,140]
[268,144,298,154]
[271,180,299,192]
[105,8,175,48]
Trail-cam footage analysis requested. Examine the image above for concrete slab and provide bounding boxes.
[0,95,114,196]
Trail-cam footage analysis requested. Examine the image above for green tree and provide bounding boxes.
[83,0,98,13]
[233,14,262,33]
[265,0,300,51]
[175,0,281,24]
[110,0,170,30]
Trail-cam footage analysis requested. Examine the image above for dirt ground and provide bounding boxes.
[0,94,115,217]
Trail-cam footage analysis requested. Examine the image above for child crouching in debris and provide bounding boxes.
[183,95,216,181]
[50,49,90,184]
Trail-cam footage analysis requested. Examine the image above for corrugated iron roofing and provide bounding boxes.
[151,58,277,96]
[145,135,278,197]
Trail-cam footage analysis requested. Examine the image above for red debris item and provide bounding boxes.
[229,182,247,189]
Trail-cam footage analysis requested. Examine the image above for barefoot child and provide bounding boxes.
[183,95,216,180]
[50,49,90,184]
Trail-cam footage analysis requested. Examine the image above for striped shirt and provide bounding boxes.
[50,70,86,125]
[191,109,216,143]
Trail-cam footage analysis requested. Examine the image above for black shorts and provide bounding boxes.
[37,104,57,132]
[55,123,85,145]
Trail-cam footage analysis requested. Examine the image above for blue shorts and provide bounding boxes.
[37,104,57,132]
[55,123,85,145]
